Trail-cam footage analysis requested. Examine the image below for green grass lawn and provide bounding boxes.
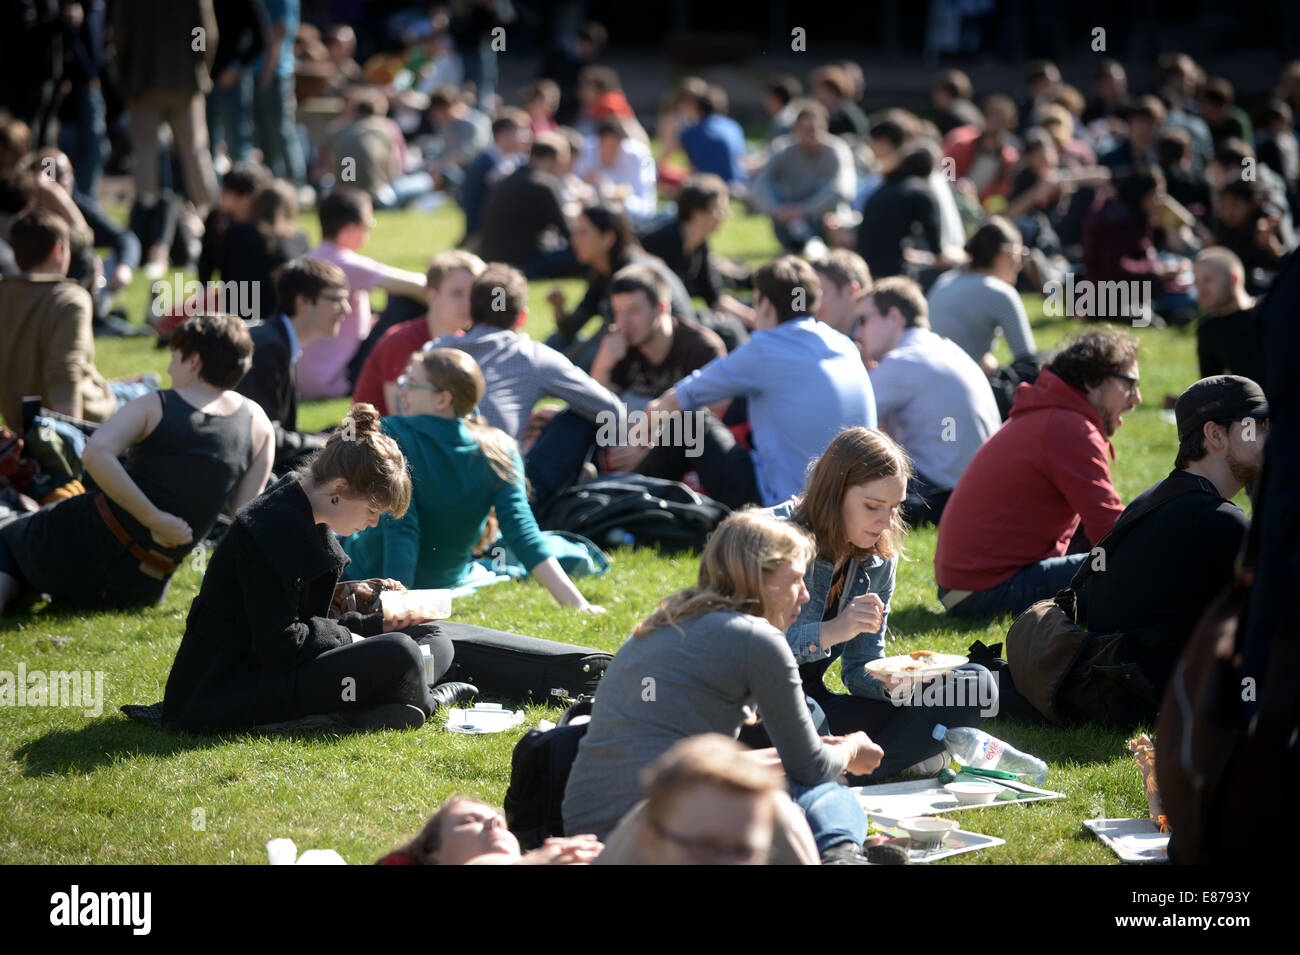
[0,203,1209,864]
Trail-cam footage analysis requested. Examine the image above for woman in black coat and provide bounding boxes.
[162,403,464,733]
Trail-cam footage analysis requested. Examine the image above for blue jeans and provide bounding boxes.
[787,780,868,854]
[208,74,254,161]
[58,86,109,199]
[252,73,305,183]
[942,553,1088,619]
[108,378,160,409]
[373,171,436,210]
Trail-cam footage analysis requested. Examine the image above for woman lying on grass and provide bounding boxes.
[377,797,601,865]
[562,508,896,865]
[0,314,274,615]
[163,402,467,734]
[765,427,999,780]
[341,347,603,611]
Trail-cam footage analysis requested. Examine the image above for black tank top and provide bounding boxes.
[108,390,255,561]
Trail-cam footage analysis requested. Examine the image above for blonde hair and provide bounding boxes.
[306,402,411,517]
[641,734,781,830]
[634,510,814,637]
[416,348,520,487]
[791,427,912,564]
[426,250,486,289]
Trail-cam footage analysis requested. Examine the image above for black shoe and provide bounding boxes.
[863,843,910,865]
[254,703,427,734]
[819,841,872,865]
[429,681,478,710]
[93,313,150,337]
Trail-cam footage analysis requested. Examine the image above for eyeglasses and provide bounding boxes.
[647,820,766,864]
[1113,373,1140,395]
[395,374,442,394]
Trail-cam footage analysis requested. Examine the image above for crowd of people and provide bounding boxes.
[0,3,1290,865]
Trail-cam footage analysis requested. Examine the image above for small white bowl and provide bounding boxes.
[898,816,959,848]
[943,781,1003,806]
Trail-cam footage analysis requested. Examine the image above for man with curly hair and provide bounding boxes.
[934,329,1141,618]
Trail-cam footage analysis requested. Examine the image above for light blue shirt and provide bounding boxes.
[869,326,1001,491]
[280,314,301,363]
[674,317,876,505]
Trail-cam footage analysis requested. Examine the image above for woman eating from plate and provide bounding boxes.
[767,427,999,780]
[562,508,897,865]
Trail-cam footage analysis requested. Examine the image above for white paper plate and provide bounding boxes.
[864,652,968,679]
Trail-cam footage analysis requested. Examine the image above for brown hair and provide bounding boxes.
[641,734,781,830]
[389,795,483,865]
[415,348,521,487]
[634,509,814,638]
[169,314,254,390]
[791,427,912,563]
[469,263,528,329]
[811,249,872,293]
[610,262,669,307]
[273,256,349,316]
[252,179,300,238]
[1045,330,1141,392]
[869,275,929,329]
[753,255,821,324]
[305,403,411,517]
[10,208,68,271]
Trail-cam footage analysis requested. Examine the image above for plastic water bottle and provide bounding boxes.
[932,724,1049,786]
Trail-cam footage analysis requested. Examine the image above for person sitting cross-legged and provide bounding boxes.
[162,404,468,734]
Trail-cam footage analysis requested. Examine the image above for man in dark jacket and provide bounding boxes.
[1078,375,1267,700]
[237,257,349,470]
[476,133,571,268]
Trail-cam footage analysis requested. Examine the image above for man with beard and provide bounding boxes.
[935,330,1140,618]
[1076,375,1268,697]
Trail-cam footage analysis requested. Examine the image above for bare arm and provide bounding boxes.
[82,394,193,547]
[372,264,428,302]
[530,556,604,612]
[228,400,276,513]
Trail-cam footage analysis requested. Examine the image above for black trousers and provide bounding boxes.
[635,409,760,510]
[739,653,988,784]
[287,629,452,720]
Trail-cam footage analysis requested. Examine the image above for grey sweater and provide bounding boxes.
[561,610,848,839]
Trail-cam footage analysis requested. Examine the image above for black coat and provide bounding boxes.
[237,316,323,470]
[162,474,382,731]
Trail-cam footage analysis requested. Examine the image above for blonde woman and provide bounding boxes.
[342,348,602,610]
[562,509,888,864]
[163,403,453,733]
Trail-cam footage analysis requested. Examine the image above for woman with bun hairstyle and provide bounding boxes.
[163,403,461,733]
[767,427,999,779]
[342,347,603,611]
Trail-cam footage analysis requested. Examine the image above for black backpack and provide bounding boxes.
[540,475,730,552]
[503,700,593,850]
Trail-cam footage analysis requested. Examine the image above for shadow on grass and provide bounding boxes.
[13,715,353,778]
[889,604,1013,638]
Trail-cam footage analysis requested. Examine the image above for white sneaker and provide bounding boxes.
[897,752,949,779]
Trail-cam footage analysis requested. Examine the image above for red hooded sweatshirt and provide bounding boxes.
[934,369,1124,592]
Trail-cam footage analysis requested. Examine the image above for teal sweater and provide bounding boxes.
[342,415,553,588]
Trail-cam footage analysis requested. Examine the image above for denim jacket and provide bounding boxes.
[768,499,897,702]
